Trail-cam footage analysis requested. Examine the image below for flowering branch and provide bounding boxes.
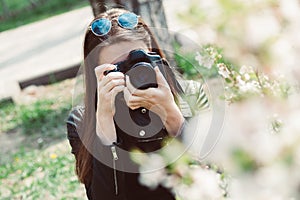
[131,139,228,200]
[195,45,291,103]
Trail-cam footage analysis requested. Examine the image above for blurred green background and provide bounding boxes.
[0,0,88,32]
[1,1,88,198]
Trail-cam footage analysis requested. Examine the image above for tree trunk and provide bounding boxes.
[88,0,106,16]
[87,0,174,61]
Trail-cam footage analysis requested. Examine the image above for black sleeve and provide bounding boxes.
[66,106,85,156]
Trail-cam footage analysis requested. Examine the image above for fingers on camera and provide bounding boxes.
[94,64,116,80]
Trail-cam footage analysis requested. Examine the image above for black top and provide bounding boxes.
[66,81,209,200]
[66,94,176,200]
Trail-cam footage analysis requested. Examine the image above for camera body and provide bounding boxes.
[105,49,164,89]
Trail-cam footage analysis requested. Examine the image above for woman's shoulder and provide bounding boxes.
[66,105,85,154]
[66,105,85,128]
[177,79,210,117]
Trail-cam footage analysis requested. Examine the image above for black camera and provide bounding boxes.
[104,49,164,89]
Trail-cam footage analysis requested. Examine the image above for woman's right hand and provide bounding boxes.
[95,64,125,116]
[94,64,125,145]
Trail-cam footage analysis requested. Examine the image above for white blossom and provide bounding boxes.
[239,65,255,75]
[217,63,231,78]
[195,51,214,69]
[161,174,181,189]
[278,0,300,22]
[139,154,167,189]
[139,169,166,190]
[176,167,223,200]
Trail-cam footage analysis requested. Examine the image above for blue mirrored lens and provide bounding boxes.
[91,18,111,36]
[118,13,138,29]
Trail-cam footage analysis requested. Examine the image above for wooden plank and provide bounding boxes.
[18,64,80,89]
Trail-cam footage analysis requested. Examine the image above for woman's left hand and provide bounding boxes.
[123,67,184,136]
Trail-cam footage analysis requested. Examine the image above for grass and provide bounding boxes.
[0,100,18,133]
[0,95,71,137]
[19,99,71,136]
[0,79,87,199]
[0,0,89,32]
[0,141,86,199]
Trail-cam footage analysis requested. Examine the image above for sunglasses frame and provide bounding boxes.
[90,12,139,37]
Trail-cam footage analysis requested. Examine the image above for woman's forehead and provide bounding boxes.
[99,41,148,64]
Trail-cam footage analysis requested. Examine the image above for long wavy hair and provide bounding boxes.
[76,8,182,185]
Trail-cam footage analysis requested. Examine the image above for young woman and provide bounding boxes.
[66,7,203,200]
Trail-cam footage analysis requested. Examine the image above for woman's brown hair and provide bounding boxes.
[75,8,182,185]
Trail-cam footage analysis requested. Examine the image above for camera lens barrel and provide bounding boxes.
[126,62,158,89]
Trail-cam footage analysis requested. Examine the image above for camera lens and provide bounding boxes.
[126,62,157,89]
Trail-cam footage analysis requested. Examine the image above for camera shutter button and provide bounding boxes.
[141,108,147,114]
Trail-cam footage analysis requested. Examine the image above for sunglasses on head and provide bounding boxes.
[90,12,139,37]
